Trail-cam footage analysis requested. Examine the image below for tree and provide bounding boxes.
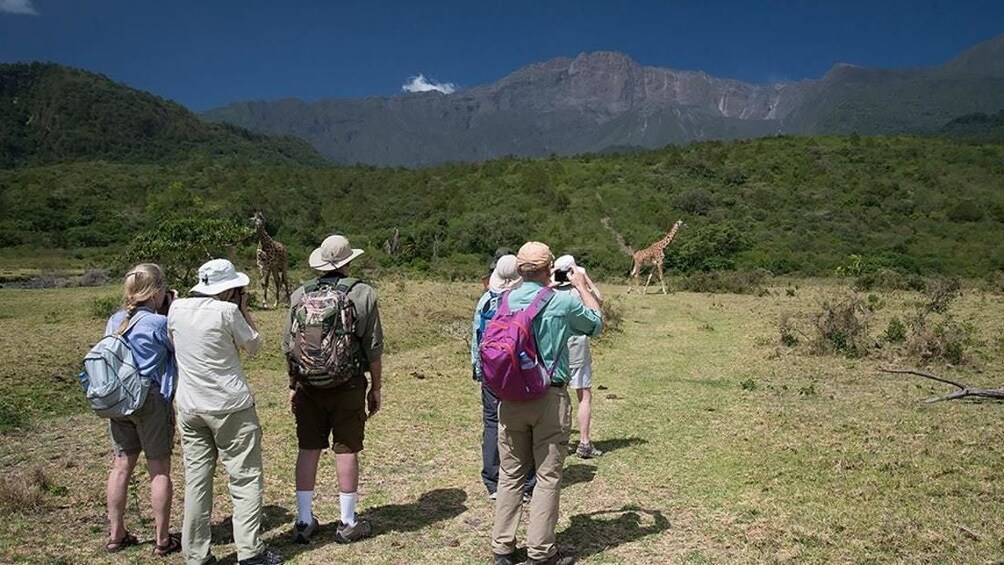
[120,217,251,288]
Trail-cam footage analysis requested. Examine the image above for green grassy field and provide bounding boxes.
[0,280,1001,563]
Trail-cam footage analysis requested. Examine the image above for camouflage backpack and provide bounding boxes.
[288,277,363,388]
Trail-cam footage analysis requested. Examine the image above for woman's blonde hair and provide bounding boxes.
[115,263,166,334]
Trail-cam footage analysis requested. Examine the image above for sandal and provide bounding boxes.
[106,532,138,553]
[153,533,182,556]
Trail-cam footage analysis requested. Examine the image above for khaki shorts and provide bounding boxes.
[109,388,175,460]
[293,376,367,453]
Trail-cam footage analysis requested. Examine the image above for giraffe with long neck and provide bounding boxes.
[628,219,685,294]
[251,212,290,308]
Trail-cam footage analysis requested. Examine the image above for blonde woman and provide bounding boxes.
[102,263,181,555]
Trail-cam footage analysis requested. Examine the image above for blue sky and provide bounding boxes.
[1,0,1001,111]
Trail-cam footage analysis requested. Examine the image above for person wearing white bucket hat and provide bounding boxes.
[168,259,282,565]
[552,255,605,460]
[283,234,384,545]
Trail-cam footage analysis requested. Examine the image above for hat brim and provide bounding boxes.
[489,272,522,293]
[190,272,250,296]
[308,247,365,272]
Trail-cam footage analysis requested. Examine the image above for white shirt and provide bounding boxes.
[168,296,262,415]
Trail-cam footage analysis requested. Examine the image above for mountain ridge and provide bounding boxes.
[202,34,1004,166]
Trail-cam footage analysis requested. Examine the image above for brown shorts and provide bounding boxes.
[109,388,175,460]
[293,377,367,453]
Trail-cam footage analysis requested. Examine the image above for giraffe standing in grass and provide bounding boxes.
[251,211,290,308]
[628,219,685,295]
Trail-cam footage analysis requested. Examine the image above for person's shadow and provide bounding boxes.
[256,487,468,561]
[568,436,648,456]
[556,506,670,560]
[562,464,597,488]
[209,504,295,564]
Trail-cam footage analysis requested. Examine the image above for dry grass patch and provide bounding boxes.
[0,280,1002,563]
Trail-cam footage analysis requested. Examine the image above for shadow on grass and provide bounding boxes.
[259,488,469,562]
[569,436,648,456]
[562,464,597,488]
[556,506,670,560]
[210,504,295,564]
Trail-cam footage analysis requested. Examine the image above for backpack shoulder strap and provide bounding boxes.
[523,287,555,319]
[495,290,513,317]
[301,278,322,294]
[118,309,151,337]
[335,277,359,293]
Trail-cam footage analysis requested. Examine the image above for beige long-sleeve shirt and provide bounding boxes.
[168,296,262,415]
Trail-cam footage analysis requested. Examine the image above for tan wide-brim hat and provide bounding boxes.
[308,235,365,272]
[190,258,250,295]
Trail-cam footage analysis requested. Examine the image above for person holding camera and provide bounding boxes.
[168,259,282,565]
[552,255,604,459]
[102,263,181,555]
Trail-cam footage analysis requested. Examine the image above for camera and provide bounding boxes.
[553,269,570,283]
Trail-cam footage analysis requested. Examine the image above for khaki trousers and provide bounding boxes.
[178,406,265,564]
[491,386,572,560]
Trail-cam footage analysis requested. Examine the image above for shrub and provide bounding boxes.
[0,467,48,513]
[923,276,962,314]
[811,295,872,357]
[0,398,27,432]
[884,317,907,343]
[598,295,625,335]
[779,314,800,347]
[89,295,121,319]
[907,314,973,365]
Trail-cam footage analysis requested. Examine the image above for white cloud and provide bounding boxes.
[0,0,39,15]
[401,74,456,95]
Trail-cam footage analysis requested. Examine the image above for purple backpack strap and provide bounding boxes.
[523,287,555,318]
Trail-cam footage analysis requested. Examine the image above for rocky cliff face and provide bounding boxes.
[202,34,1004,167]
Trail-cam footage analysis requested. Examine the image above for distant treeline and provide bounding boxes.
[1,135,1001,281]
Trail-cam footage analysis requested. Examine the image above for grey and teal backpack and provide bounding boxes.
[288,277,363,388]
[80,311,152,418]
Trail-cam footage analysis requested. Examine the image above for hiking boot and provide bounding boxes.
[334,519,372,543]
[238,546,283,565]
[492,552,516,565]
[292,516,319,544]
[524,551,576,565]
[576,443,603,459]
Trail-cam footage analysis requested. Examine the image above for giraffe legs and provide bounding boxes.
[657,264,667,294]
[260,271,270,309]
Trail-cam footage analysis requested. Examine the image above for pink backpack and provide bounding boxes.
[479,287,558,401]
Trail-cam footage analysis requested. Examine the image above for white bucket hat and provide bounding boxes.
[190,259,250,295]
[554,254,577,273]
[488,254,521,293]
[308,235,364,272]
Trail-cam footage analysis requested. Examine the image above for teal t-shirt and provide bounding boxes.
[505,280,602,385]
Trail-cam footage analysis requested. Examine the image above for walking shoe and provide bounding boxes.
[489,491,497,500]
[334,519,373,543]
[292,515,319,544]
[238,546,283,565]
[492,552,516,565]
[576,443,603,459]
[524,551,576,565]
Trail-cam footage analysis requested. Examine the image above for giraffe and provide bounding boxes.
[627,219,686,295]
[250,211,290,308]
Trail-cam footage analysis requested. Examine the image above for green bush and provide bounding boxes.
[884,317,907,343]
[89,295,121,319]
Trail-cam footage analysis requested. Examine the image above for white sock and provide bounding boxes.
[296,490,314,524]
[339,492,358,526]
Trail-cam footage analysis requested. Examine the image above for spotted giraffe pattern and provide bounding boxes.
[628,219,685,295]
[251,212,290,308]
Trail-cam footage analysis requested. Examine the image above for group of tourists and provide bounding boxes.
[95,235,603,565]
